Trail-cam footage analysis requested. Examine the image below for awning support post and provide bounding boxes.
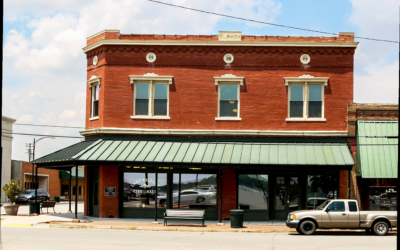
[34,166,38,214]
[68,167,72,213]
[154,168,158,222]
[219,169,223,223]
[74,165,78,220]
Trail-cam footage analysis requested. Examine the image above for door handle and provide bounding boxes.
[342,213,346,216]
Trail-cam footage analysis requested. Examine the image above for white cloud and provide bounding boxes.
[350,0,399,103]
[17,114,34,123]
[59,109,77,120]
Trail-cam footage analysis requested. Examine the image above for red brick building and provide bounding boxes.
[34,30,358,220]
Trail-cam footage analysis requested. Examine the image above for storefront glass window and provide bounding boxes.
[307,175,338,210]
[369,187,397,211]
[123,173,167,208]
[172,174,217,209]
[238,175,269,210]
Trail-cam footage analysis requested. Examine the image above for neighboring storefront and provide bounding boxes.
[347,104,398,211]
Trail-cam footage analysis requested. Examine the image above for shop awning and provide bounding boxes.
[33,138,354,167]
[356,121,398,178]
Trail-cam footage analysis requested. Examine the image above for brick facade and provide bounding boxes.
[83,30,357,219]
[99,166,120,218]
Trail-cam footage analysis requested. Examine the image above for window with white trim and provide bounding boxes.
[218,83,240,118]
[130,74,173,119]
[133,81,169,117]
[87,76,101,120]
[92,85,100,117]
[284,76,328,121]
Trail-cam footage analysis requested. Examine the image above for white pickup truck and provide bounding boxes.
[286,199,397,235]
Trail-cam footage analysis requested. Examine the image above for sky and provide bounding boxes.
[2,0,399,161]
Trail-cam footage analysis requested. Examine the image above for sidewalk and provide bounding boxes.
[1,204,396,234]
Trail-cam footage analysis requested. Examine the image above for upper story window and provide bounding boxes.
[130,73,173,119]
[214,74,244,121]
[87,76,101,120]
[284,75,328,122]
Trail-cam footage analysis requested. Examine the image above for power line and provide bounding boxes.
[146,0,399,44]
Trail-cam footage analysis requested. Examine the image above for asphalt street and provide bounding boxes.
[0,227,397,250]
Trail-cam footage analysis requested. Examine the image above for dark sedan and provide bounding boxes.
[15,189,50,204]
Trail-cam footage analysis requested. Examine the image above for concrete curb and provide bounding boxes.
[48,224,293,233]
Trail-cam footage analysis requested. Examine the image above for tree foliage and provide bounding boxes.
[2,179,25,204]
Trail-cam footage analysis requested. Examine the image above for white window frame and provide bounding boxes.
[88,76,101,120]
[284,75,328,122]
[129,74,173,120]
[214,75,244,121]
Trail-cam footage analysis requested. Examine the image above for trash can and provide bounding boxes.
[55,196,60,202]
[230,209,244,228]
[29,200,40,215]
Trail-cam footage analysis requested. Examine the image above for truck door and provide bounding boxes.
[321,201,349,228]
[347,201,359,228]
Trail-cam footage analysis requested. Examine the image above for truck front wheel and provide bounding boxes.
[298,220,316,235]
[372,221,389,236]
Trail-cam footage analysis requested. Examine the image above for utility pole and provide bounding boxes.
[25,143,34,189]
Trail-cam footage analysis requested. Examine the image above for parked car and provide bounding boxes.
[157,189,216,205]
[286,199,397,235]
[15,189,50,204]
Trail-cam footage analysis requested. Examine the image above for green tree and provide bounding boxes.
[2,179,25,204]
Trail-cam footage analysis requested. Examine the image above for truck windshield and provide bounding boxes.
[317,200,330,210]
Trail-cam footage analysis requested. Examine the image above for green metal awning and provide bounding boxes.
[33,138,354,167]
[59,169,85,179]
[356,121,398,178]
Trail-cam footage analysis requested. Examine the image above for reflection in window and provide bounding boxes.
[220,84,239,117]
[173,174,217,209]
[238,175,268,210]
[307,175,338,210]
[275,186,285,210]
[123,172,167,208]
[369,187,397,211]
[327,201,345,211]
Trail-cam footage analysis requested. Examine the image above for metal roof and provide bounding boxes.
[33,139,354,166]
[356,121,398,178]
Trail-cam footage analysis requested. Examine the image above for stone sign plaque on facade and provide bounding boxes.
[218,31,242,41]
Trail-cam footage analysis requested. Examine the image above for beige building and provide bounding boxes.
[1,116,16,203]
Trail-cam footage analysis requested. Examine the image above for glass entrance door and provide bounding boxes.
[273,176,300,220]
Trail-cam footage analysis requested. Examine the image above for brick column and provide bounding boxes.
[339,170,348,199]
[99,166,119,218]
[220,169,237,220]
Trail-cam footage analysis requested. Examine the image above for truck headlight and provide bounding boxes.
[290,214,296,220]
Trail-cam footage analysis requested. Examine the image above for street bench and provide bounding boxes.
[41,201,56,214]
[163,209,205,226]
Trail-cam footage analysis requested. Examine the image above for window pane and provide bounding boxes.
[93,100,99,117]
[220,85,238,100]
[309,85,322,101]
[275,186,285,210]
[290,101,303,117]
[155,83,167,99]
[136,83,149,99]
[220,100,238,117]
[154,99,167,116]
[238,175,268,210]
[349,202,358,212]
[328,201,345,211]
[95,85,100,101]
[308,101,322,117]
[173,174,217,209]
[290,85,303,101]
[369,187,397,211]
[123,172,168,208]
[135,99,149,115]
[307,175,338,210]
